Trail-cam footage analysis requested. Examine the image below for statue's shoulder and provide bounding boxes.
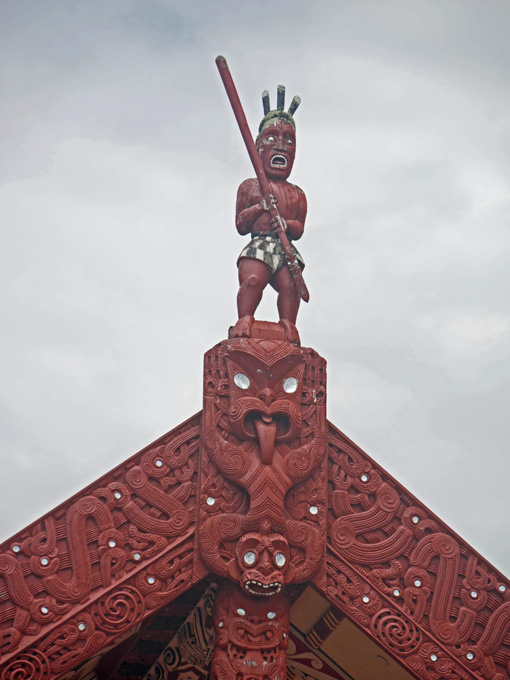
[237,177,261,197]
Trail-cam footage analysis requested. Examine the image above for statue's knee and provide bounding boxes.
[247,274,260,287]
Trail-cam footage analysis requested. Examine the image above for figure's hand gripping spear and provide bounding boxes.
[215,55,310,303]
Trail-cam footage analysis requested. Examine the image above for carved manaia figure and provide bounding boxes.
[233,88,307,344]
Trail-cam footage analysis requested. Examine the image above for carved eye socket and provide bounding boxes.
[267,135,276,142]
[286,138,294,145]
[274,552,286,567]
[234,373,250,389]
[283,377,298,393]
[244,551,257,565]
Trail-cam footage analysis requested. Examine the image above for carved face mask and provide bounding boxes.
[235,533,295,596]
[256,120,296,180]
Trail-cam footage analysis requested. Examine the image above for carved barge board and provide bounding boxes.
[0,413,203,680]
[0,336,509,680]
[323,421,510,680]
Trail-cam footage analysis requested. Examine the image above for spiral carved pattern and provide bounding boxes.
[0,651,51,680]
[370,610,422,656]
[92,586,145,633]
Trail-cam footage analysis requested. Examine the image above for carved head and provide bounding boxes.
[235,532,295,597]
[256,119,296,181]
[225,343,304,464]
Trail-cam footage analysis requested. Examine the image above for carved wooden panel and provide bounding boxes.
[323,422,510,680]
[196,337,328,596]
[210,582,290,680]
[0,414,202,680]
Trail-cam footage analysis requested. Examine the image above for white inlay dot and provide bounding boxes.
[309,505,318,515]
[206,497,215,506]
[362,596,370,604]
[414,579,422,588]
[147,576,156,585]
[237,608,245,616]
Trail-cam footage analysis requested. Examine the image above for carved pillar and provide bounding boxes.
[195,324,328,677]
[210,583,289,680]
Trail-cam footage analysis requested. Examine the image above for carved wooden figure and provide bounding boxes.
[233,106,307,345]
[0,58,509,680]
[197,330,327,597]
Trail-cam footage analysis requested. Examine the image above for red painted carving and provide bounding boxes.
[197,334,327,599]
[322,422,510,680]
[2,345,509,680]
[215,57,307,344]
[210,581,289,680]
[0,414,202,680]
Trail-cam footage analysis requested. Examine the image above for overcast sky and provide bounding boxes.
[1,0,509,575]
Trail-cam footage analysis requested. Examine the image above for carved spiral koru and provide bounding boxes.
[92,586,145,633]
[0,650,51,680]
[370,609,422,656]
[92,585,145,634]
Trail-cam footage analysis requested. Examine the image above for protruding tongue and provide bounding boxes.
[254,415,277,464]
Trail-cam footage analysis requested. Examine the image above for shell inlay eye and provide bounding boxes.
[244,551,256,565]
[234,373,250,389]
[283,377,298,393]
[275,552,286,567]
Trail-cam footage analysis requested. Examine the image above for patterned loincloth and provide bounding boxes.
[238,234,304,276]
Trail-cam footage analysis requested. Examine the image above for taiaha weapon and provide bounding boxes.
[215,55,310,303]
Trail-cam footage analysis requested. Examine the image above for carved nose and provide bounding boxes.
[257,388,275,405]
[257,550,273,575]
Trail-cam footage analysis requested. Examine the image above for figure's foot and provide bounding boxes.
[278,319,300,345]
[230,315,255,338]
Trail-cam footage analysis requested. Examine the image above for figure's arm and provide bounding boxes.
[235,179,272,235]
[275,185,307,241]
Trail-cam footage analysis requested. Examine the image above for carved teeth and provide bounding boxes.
[270,154,287,168]
[244,579,282,596]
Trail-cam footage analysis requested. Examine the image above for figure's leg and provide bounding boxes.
[232,258,271,337]
[271,265,301,344]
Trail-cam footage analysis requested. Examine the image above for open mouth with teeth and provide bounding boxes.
[270,154,287,168]
[244,579,282,596]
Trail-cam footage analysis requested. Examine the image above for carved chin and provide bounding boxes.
[241,573,283,596]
